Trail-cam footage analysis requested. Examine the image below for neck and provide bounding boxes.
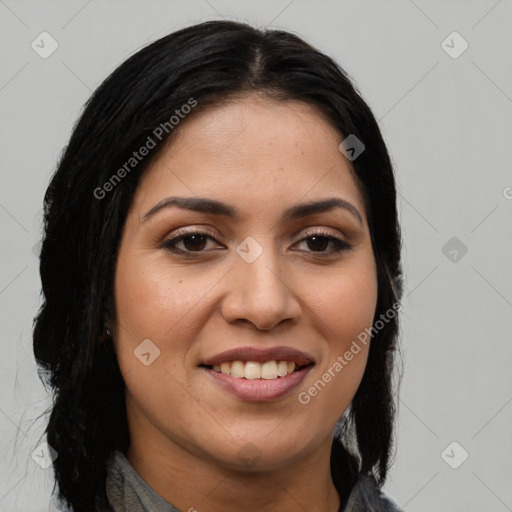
[126,433,342,512]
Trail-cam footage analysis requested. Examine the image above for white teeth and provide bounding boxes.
[230,360,245,378]
[244,361,261,379]
[277,360,288,377]
[211,360,302,379]
[261,360,278,380]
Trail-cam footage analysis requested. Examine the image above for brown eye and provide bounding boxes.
[294,231,351,255]
[305,236,330,252]
[162,230,222,255]
[180,234,208,251]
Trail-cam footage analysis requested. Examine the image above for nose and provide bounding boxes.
[220,242,302,331]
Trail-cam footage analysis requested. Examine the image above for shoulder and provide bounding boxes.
[344,473,404,512]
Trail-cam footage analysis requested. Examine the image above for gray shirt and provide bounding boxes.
[55,450,404,511]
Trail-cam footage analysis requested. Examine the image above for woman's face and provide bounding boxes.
[112,94,378,471]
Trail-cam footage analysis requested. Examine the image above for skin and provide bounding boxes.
[111,94,378,512]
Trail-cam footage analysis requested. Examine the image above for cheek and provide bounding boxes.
[332,276,378,346]
[112,254,183,377]
[112,252,228,407]
[114,254,215,344]
[112,255,207,433]
[308,258,378,348]
[298,259,377,412]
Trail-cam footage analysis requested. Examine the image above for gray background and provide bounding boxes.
[1,0,511,510]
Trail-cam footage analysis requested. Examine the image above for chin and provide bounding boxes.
[205,430,319,473]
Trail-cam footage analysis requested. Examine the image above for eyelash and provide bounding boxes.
[161,228,352,257]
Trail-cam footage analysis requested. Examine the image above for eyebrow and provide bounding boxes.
[141,196,363,226]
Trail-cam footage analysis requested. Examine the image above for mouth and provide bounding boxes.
[199,360,313,380]
[198,346,315,402]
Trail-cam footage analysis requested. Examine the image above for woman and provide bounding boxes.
[34,20,404,512]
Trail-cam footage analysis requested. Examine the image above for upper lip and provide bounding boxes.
[201,346,314,367]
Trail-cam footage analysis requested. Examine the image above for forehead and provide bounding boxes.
[131,95,366,222]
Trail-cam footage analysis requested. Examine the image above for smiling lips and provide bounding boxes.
[200,346,314,401]
[201,345,314,379]
[212,360,299,380]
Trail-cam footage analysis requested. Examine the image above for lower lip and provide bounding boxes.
[201,365,313,402]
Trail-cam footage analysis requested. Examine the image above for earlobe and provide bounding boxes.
[99,324,112,343]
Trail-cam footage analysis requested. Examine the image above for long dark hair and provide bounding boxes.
[33,20,403,512]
